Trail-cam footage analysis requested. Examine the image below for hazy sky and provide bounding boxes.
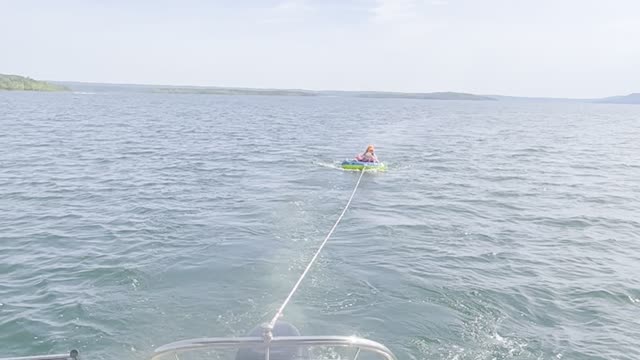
[2,0,639,97]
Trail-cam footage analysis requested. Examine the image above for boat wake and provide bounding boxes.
[313,161,344,170]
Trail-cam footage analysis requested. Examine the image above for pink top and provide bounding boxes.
[355,153,378,162]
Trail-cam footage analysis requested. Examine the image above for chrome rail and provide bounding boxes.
[151,335,397,360]
[1,350,79,360]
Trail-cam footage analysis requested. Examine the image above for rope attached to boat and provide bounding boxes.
[266,168,367,333]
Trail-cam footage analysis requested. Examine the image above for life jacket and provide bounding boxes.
[357,152,376,162]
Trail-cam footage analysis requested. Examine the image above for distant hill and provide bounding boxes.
[57,81,494,101]
[596,93,640,104]
[154,86,317,96]
[351,91,495,101]
[47,80,639,103]
[0,74,69,91]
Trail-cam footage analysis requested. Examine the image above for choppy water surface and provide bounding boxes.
[1,91,639,360]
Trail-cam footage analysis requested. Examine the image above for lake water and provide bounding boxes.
[1,91,639,360]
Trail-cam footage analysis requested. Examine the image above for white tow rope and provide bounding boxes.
[267,168,367,331]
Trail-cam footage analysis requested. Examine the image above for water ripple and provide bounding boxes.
[1,93,640,359]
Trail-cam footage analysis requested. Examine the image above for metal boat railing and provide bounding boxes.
[0,350,79,360]
[151,335,397,360]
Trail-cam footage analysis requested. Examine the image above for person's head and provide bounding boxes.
[366,145,375,154]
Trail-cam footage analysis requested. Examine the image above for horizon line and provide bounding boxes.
[41,77,627,101]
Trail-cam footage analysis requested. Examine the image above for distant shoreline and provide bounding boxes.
[54,80,640,104]
[0,74,69,92]
[2,74,637,104]
[51,81,497,101]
